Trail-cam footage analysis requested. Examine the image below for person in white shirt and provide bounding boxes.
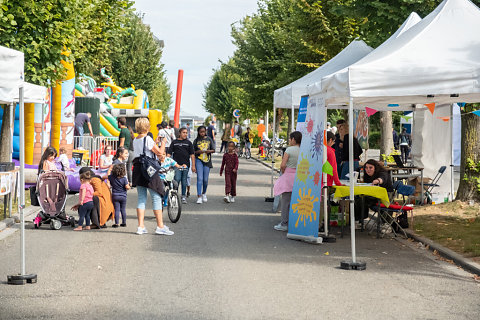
[99,145,114,174]
[157,121,175,148]
[57,147,74,171]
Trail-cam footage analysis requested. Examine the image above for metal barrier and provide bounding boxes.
[72,135,118,169]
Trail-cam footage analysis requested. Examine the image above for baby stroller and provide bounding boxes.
[33,171,75,230]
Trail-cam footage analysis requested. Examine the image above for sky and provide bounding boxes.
[133,0,259,118]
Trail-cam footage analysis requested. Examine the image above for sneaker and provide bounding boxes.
[136,227,147,235]
[223,196,230,203]
[155,225,174,236]
[196,197,203,204]
[181,196,187,204]
[229,196,235,203]
[202,194,208,202]
[273,223,288,231]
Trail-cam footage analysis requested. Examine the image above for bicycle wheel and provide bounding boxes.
[167,190,182,223]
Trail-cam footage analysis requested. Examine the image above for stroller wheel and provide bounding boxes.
[50,220,62,230]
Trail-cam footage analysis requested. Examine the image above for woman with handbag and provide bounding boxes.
[132,118,174,236]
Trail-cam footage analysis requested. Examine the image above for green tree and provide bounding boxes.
[109,13,172,113]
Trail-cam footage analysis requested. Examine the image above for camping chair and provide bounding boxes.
[423,166,447,204]
[369,181,415,238]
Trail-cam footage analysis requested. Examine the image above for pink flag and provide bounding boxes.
[365,107,378,117]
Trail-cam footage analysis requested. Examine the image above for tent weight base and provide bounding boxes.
[340,261,366,270]
[7,274,37,285]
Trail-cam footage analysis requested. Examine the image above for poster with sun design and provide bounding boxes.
[288,94,325,239]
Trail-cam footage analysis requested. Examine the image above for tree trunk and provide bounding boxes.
[456,112,480,201]
[0,104,14,162]
[275,108,283,136]
[286,109,292,136]
[379,111,393,156]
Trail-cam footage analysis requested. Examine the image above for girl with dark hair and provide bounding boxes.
[193,125,215,204]
[325,131,342,186]
[273,131,302,231]
[72,171,94,231]
[363,159,393,192]
[220,141,239,203]
[38,146,58,175]
[108,163,130,227]
[99,145,113,174]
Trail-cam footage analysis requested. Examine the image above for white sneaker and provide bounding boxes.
[196,197,203,204]
[181,196,187,204]
[202,194,208,202]
[223,196,230,203]
[136,227,148,235]
[155,225,174,236]
[229,196,235,203]
[273,223,288,231]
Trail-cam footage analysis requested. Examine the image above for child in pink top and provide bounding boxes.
[72,171,94,231]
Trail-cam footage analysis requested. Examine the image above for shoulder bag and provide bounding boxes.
[139,137,162,182]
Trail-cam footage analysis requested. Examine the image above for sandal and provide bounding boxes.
[73,226,83,231]
[85,226,91,230]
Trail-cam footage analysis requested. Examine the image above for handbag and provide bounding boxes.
[138,137,162,182]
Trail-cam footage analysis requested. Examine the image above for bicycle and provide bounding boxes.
[163,169,182,223]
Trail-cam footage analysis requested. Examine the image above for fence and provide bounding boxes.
[73,135,119,169]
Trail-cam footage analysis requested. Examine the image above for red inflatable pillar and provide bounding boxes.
[174,69,184,128]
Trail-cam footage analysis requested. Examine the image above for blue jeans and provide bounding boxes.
[78,201,93,226]
[137,186,162,211]
[174,168,189,196]
[76,125,84,148]
[340,161,360,180]
[195,159,211,196]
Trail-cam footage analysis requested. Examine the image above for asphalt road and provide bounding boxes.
[0,154,479,320]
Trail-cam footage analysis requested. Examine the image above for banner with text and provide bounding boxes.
[295,95,309,133]
[288,94,325,239]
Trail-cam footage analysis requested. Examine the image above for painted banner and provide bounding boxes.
[353,110,369,150]
[295,95,308,133]
[288,94,325,239]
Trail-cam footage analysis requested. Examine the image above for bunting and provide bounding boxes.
[322,161,333,176]
[425,103,436,115]
[473,110,480,117]
[437,116,450,122]
[400,115,412,121]
[364,107,378,117]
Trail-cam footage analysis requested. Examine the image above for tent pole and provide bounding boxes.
[41,103,45,152]
[266,110,269,137]
[450,104,454,201]
[270,107,276,198]
[321,104,335,242]
[340,96,365,270]
[291,104,294,132]
[9,103,13,162]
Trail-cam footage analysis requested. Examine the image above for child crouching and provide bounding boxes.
[72,171,94,231]
[108,163,130,227]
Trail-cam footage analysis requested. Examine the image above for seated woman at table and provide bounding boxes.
[354,159,394,221]
[326,131,342,186]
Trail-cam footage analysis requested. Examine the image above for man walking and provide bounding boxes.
[168,128,196,203]
[75,112,94,148]
[207,121,216,151]
[117,117,134,183]
[186,123,192,140]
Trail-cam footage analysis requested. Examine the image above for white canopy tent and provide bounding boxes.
[308,0,480,268]
[0,45,35,283]
[14,82,47,104]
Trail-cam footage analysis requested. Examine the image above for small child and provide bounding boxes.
[38,147,58,175]
[108,163,130,227]
[72,171,94,231]
[57,147,74,172]
[158,152,185,206]
[220,141,239,203]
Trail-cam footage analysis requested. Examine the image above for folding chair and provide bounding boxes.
[424,166,447,204]
[369,181,415,238]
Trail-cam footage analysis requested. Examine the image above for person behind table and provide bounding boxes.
[325,131,342,186]
[117,117,135,183]
[398,127,412,164]
[168,127,196,204]
[108,163,130,228]
[132,117,173,236]
[334,119,346,173]
[57,147,73,172]
[273,131,302,232]
[220,141,239,203]
[99,145,113,174]
[193,125,215,204]
[356,159,394,221]
[339,123,363,180]
[72,171,94,231]
[220,123,231,153]
[74,112,93,148]
[38,146,58,175]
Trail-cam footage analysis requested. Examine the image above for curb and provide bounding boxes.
[405,229,480,276]
[0,206,40,234]
[251,156,280,174]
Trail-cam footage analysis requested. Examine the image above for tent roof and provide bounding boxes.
[310,12,422,110]
[14,82,48,104]
[273,40,372,110]
[0,46,24,104]
[317,0,480,109]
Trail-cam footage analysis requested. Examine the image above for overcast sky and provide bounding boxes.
[133,0,259,118]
